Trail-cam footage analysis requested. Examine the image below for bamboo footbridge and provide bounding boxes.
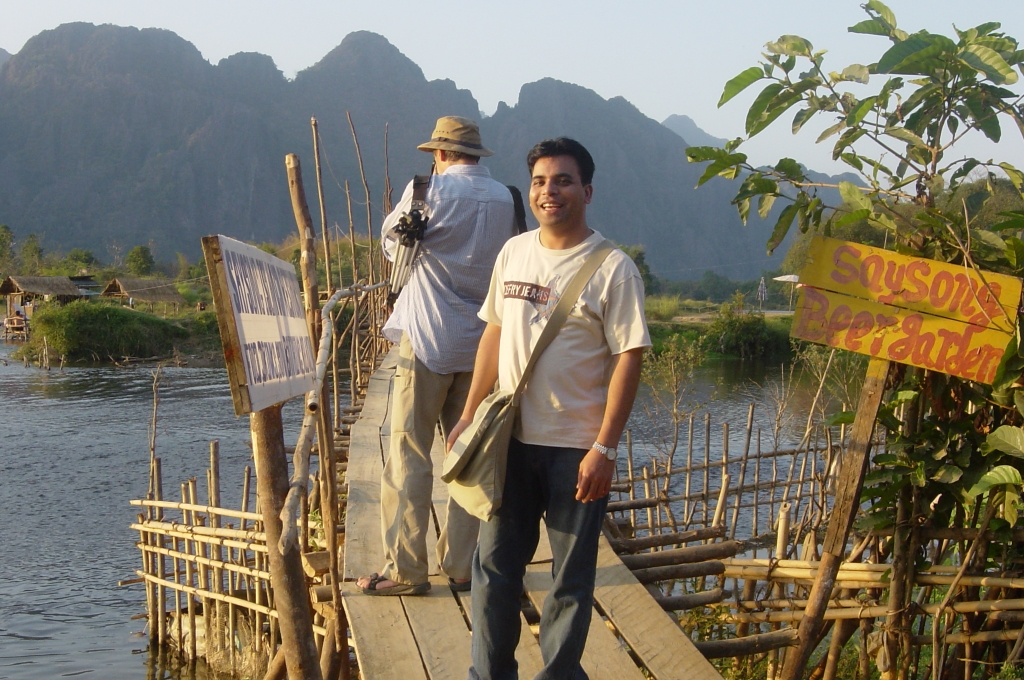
[337,348,723,680]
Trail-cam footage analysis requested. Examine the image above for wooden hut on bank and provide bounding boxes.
[0,275,84,339]
[101,277,186,314]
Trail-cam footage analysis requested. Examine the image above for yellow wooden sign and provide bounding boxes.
[801,236,1021,333]
[792,287,1010,384]
[793,236,1022,385]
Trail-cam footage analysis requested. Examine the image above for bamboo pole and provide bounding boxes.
[642,466,655,540]
[346,112,376,334]
[730,403,754,540]
[619,541,739,569]
[753,431,761,541]
[684,413,694,521]
[180,483,196,661]
[139,511,157,644]
[132,570,327,638]
[311,117,333,295]
[130,500,262,523]
[703,413,711,526]
[625,431,637,533]
[132,520,267,543]
[136,543,271,581]
[155,458,167,648]
[210,442,225,659]
[609,526,725,552]
[712,475,730,529]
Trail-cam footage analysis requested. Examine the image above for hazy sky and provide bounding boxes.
[2,0,1022,174]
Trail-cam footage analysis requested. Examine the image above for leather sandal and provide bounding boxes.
[448,577,472,593]
[360,573,430,596]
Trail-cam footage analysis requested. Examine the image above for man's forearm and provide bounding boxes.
[461,323,502,420]
[595,348,644,448]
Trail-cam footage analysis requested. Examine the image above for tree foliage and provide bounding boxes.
[691,2,1024,539]
[126,245,155,276]
[0,225,13,277]
[19,233,43,274]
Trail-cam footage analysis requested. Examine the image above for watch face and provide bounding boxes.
[604,448,616,461]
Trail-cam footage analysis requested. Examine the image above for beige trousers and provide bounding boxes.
[380,334,480,585]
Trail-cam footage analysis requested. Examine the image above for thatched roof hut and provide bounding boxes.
[101,278,186,305]
[0,275,84,298]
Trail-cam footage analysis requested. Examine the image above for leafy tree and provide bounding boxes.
[126,245,155,276]
[19,233,43,274]
[61,248,98,272]
[0,225,13,276]
[689,2,1024,675]
[618,244,660,295]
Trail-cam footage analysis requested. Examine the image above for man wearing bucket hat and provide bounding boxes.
[357,116,520,596]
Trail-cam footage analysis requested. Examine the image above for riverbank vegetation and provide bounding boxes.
[12,301,221,364]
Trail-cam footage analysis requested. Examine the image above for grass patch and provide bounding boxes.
[645,295,681,322]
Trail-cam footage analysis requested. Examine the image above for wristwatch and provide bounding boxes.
[593,441,617,461]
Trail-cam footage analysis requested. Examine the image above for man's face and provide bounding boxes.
[529,155,592,230]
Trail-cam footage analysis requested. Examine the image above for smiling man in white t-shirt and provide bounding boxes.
[448,138,651,680]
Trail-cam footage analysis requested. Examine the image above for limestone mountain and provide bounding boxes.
[0,23,802,279]
[662,114,729,149]
[0,48,10,67]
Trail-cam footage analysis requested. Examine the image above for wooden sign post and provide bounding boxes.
[203,235,323,680]
[780,236,1021,680]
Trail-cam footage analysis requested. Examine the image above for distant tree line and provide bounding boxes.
[0,225,179,281]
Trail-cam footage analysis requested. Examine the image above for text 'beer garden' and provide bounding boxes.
[791,236,1023,385]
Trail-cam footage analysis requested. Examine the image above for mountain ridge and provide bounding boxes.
[0,23,821,279]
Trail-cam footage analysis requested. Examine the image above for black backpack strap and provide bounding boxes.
[507,185,527,234]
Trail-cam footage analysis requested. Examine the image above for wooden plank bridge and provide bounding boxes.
[339,349,723,680]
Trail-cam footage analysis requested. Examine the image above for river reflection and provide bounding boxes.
[0,342,815,679]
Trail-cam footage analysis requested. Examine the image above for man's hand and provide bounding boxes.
[446,417,474,452]
[576,448,615,502]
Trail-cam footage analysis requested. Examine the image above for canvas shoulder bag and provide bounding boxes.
[442,239,616,521]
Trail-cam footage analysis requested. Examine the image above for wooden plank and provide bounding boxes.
[342,582,429,680]
[402,575,472,680]
[524,564,646,680]
[801,235,1020,331]
[592,536,722,680]
[343,351,394,581]
[791,287,1009,384]
[460,591,546,679]
[343,428,386,581]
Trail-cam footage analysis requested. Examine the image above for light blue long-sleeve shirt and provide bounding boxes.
[382,164,518,374]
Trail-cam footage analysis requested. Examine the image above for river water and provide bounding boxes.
[0,341,813,679]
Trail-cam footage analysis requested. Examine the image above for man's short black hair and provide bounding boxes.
[526,138,595,185]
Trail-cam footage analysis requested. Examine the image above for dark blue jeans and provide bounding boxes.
[468,438,608,680]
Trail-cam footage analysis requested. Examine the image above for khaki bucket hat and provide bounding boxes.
[417,116,494,157]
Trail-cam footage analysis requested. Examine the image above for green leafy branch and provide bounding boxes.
[686,0,1024,258]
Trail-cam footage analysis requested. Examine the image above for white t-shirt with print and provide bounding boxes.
[479,230,652,450]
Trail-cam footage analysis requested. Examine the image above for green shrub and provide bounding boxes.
[16,300,189,361]
[703,304,789,359]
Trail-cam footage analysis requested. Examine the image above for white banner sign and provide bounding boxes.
[216,236,314,413]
